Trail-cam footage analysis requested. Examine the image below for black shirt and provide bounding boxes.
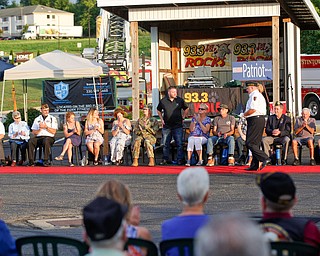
[157,96,188,129]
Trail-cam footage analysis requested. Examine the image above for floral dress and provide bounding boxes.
[85,122,104,144]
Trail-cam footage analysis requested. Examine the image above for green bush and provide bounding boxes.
[4,108,41,130]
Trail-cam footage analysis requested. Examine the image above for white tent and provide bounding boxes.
[1,50,104,118]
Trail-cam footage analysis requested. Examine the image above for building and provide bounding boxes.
[0,5,74,38]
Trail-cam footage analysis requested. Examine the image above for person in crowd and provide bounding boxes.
[206,104,235,166]
[185,103,211,166]
[0,119,4,167]
[109,108,132,166]
[0,197,18,255]
[157,86,189,165]
[161,167,210,240]
[261,101,291,165]
[242,82,269,171]
[54,111,82,167]
[257,172,320,247]
[28,103,58,167]
[235,114,252,166]
[8,111,30,166]
[95,179,152,242]
[194,212,270,256]
[84,107,104,166]
[132,105,159,167]
[292,108,316,166]
[83,197,127,256]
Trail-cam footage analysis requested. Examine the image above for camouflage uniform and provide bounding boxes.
[132,116,159,159]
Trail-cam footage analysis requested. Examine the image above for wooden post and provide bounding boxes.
[272,16,280,103]
[12,81,17,111]
[130,21,140,121]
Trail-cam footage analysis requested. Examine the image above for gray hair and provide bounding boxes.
[12,111,21,119]
[177,167,209,206]
[194,212,270,256]
[302,108,310,114]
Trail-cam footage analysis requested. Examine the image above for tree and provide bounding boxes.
[0,0,8,7]
[20,0,31,6]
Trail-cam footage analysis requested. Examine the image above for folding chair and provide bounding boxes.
[270,241,319,256]
[159,238,194,256]
[124,238,159,256]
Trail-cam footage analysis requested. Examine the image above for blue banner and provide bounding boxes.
[232,61,272,81]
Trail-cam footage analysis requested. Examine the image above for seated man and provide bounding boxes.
[292,108,316,166]
[83,197,127,255]
[161,167,210,240]
[261,101,291,165]
[28,103,58,167]
[257,172,320,247]
[206,104,235,166]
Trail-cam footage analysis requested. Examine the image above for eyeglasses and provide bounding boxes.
[14,117,21,119]
[199,108,206,111]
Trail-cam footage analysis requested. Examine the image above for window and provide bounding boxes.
[3,17,8,22]
[16,25,22,30]
[16,15,22,20]
[3,27,8,31]
[52,15,55,19]
[47,14,50,19]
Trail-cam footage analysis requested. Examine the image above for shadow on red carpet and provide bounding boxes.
[1,165,320,175]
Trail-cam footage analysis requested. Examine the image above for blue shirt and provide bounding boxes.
[0,220,18,256]
[161,215,209,240]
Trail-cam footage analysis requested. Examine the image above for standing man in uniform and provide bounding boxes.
[157,86,189,165]
[243,82,270,171]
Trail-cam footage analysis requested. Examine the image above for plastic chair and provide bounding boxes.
[270,241,319,256]
[159,238,194,256]
[16,235,89,256]
[124,238,159,256]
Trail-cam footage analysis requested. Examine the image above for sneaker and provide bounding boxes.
[292,159,300,166]
[159,159,168,165]
[196,160,203,166]
[228,157,235,166]
[185,160,191,167]
[206,157,215,166]
[310,159,316,166]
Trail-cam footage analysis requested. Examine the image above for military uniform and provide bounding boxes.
[132,116,159,162]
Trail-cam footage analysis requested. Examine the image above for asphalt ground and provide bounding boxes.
[1,173,320,245]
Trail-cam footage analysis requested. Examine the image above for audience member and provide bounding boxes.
[0,119,4,167]
[132,105,159,167]
[0,197,18,255]
[95,179,152,241]
[257,172,320,247]
[84,107,104,166]
[185,103,211,166]
[261,101,291,165]
[161,167,210,240]
[28,103,58,167]
[54,111,82,167]
[206,104,235,166]
[109,108,132,166]
[235,115,252,166]
[194,212,270,256]
[157,86,189,165]
[8,111,30,166]
[292,108,316,166]
[83,197,127,256]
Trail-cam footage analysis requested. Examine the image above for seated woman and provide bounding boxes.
[8,111,30,166]
[186,103,211,166]
[109,108,132,165]
[132,105,159,167]
[54,111,82,167]
[84,107,104,166]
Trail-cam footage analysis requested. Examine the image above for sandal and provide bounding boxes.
[55,155,64,161]
[94,160,99,166]
[69,162,74,167]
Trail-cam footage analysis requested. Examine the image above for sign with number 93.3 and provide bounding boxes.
[184,92,209,103]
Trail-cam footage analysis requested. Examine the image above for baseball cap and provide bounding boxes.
[274,101,283,107]
[83,197,128,241]
[245,81,258,87]
[218,104,229,111]
[256,172,296,205]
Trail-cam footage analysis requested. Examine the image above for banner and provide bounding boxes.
[181,38,277,72]
[44,77,116,113]
[177,87,242,116]
[232,61,272,81]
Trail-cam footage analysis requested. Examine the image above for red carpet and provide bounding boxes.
[1,165,320,175]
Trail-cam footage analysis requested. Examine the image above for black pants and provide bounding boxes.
[246,116,268,169]
[28,136,55,163]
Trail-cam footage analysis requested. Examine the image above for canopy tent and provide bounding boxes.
[0,60,14,81]
[1,50,104,119]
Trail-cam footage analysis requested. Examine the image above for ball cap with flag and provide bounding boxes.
[83,197,128,241]
[218,104,229,112]
[256,172,296,205]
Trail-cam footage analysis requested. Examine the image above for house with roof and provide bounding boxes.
[0,5,74,38]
